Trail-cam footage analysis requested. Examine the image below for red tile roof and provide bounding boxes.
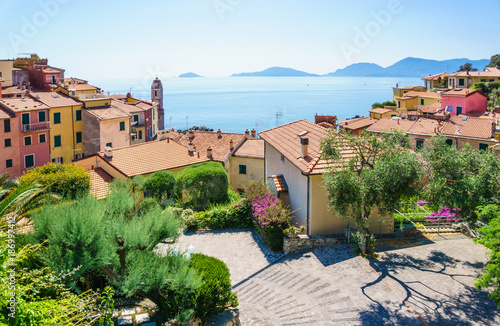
[452,67,500,78]
[338,117,376,130]
[420,102,442,114]
[397,91,442,100]
[272,175,288,192]
[30,92,81,108]
[369,108,396,114]
[111,99,146,114]
[366,118,415,134]
[0,97,49,112]
[175,131,247,162]
[87,168,112,199]
[85,106,131,121]
[233,138,264,159]
[442,89,483,97]
[440,116,495,140]
[422,72,451,81]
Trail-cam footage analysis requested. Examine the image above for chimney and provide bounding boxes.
[244,129,250,136]
[192,144,197,153]
[126,92,131,98]
[104,146,113,159]
[229,139,234,150]
[188,141,194,152]
[217,129,222,138]
[207,147,213,159]
[188,129,194,139]
[251,129,256,137]
[165,129,171,139]
[396,83,399,88]
[300,137,309,158]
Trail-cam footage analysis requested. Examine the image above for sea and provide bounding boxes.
[94,77,423,133]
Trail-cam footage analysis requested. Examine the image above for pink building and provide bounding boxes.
[441,89,487,116]
[0,108,20,177]
[0,97,51,176]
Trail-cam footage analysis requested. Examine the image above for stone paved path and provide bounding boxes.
[160,230,500,325]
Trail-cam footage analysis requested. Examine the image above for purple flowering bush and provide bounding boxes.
[244,181,291,251]
[426,207,464,226]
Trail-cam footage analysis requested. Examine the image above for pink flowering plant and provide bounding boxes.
[426,207,464,226]
[244,181,291,251]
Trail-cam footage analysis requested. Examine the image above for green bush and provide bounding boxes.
[189,254,238,323]
[142,170,176,202]
[139,197,161,214]
[17,163,90,199]
[175,162,228,211]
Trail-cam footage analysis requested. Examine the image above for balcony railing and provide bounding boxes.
[21,121,51,133]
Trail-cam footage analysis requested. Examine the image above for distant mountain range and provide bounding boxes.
[228,58,490,78]
[231,67,319,77]
[179,72,203,78]
[326,57,490,77]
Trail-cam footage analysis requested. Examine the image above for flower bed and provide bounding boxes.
[426,207,464,226]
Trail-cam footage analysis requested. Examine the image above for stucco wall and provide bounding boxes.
[82,110,101,155]
[229,156,264,190]
[0,61,13,87]
[0,116,21,178]
[265,143,308,230]
[99,119,130,151]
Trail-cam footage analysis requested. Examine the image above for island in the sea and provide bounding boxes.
[178,72,203,78]
[231,67,319,77]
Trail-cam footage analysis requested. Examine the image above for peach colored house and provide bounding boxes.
[441,89,487,116]
[337,117,376,135]
[0,97,51,176]
[0,108,20,177]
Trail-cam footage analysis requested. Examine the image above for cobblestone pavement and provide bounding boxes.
[165,231,500,325]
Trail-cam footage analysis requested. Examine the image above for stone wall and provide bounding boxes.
[284,235,345,254]
[204,308,240,326]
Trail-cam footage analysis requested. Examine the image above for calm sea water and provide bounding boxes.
[94,77,423,133]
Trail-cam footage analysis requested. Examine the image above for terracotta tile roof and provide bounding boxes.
[272,175,288,192]
[465,111,492,118]
[259,119,331,175]
[420,102,442,114]
[109,94,127,99]
[30,92,81,108]
[408,119,441,135]
[42,67,61,74]
[397,91,442,100]
[395,85,425,90]
[63,77,87,84]
[67,84,99,91]
[366,118,415,133]
[135,101,155,110]
[85,106,131,121]
[422,72,451,81]
[233,138,264,158]
[111,99,146,114]
[442,89,482,97]
[369,108,395,114]
[87,168,112,199]
[338,116,376,130]
[99,139,210,177]
[452,67,500,78]
[2,86,25,95]
[316,121,335,129]
[0,108,13,119]
[441,116,495,140]
[175,131,247,162]
[0,97,49,112]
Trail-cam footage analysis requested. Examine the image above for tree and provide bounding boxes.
[457,62,478,72]
[321,131,422,255]
[488,54,500,67]
[142,170,176,202]
[423,136,500,224]
[175,162,229,211]
[474,205,500,308]
[371,100,396,109]
[17,163,90,199]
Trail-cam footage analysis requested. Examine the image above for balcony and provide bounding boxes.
[21,121,51,133]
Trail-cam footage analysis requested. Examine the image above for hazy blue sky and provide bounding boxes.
[1,0,498,80]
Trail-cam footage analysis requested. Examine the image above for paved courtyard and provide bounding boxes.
[163,230,500,325]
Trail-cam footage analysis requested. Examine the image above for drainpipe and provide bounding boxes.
[306,174,310,235]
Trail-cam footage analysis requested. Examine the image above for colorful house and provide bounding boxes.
[110,94,158,141]
[29,92,84,163]
[229,138,264,191]
[0,60,14,87]
[259,119,393,235]
[392,85,427,102]
[0,97,51,175]
[110,99,148,145]
[0,108,20,177]
[369,107,398,119]
[396,91,441,112]
[448,67,500,89]
[422,72,452,91]
[338,116,376,135]
[441,89,487,116]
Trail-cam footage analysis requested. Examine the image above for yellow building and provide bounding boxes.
[396,91,441,112]
[448,67,500,89]
[369,107,398,119]
[392,85,426,102]
[29,92,84,163]
[0,60,14,87]
[229,138,264,191]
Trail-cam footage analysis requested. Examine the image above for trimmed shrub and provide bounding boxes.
[139,197,160,214]
[17,163,90,199]
[175,162,229,211]
[189,254,238,323]
[142,170,176,202]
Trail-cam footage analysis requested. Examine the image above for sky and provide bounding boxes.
[0,0,499,80]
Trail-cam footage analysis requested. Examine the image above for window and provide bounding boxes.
[138,130,142,140]
[458,79,465,86]
[52,157,63,164]
[24,136,32,146]
[416,140,424,150]
[153,109,155,120]
[53,112,61,124]
[6,159,12,168]
[133,115,139,123]
[239,165,247,175]
[119,121,125,131]
[51,75,56,84]
[481,79,486,82]
[4,119,10,133]
[76,132,82,143]
[54,135,61,147]
[106,142,112,147]
[398,101,401,108]
[456,106,463,115]
[76,110,82,121]
[420,99,424,106]
[445,139,453,146]
[22,113,30,125]
[280,154,285,162]
[38,111,46,122]
[154,90,158,97]
[490,79,495,82]
[25,154,34,169]
[75,153,84,160]
[39,134,46,143]
[479,143,489,151]
[153,124,155,135]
